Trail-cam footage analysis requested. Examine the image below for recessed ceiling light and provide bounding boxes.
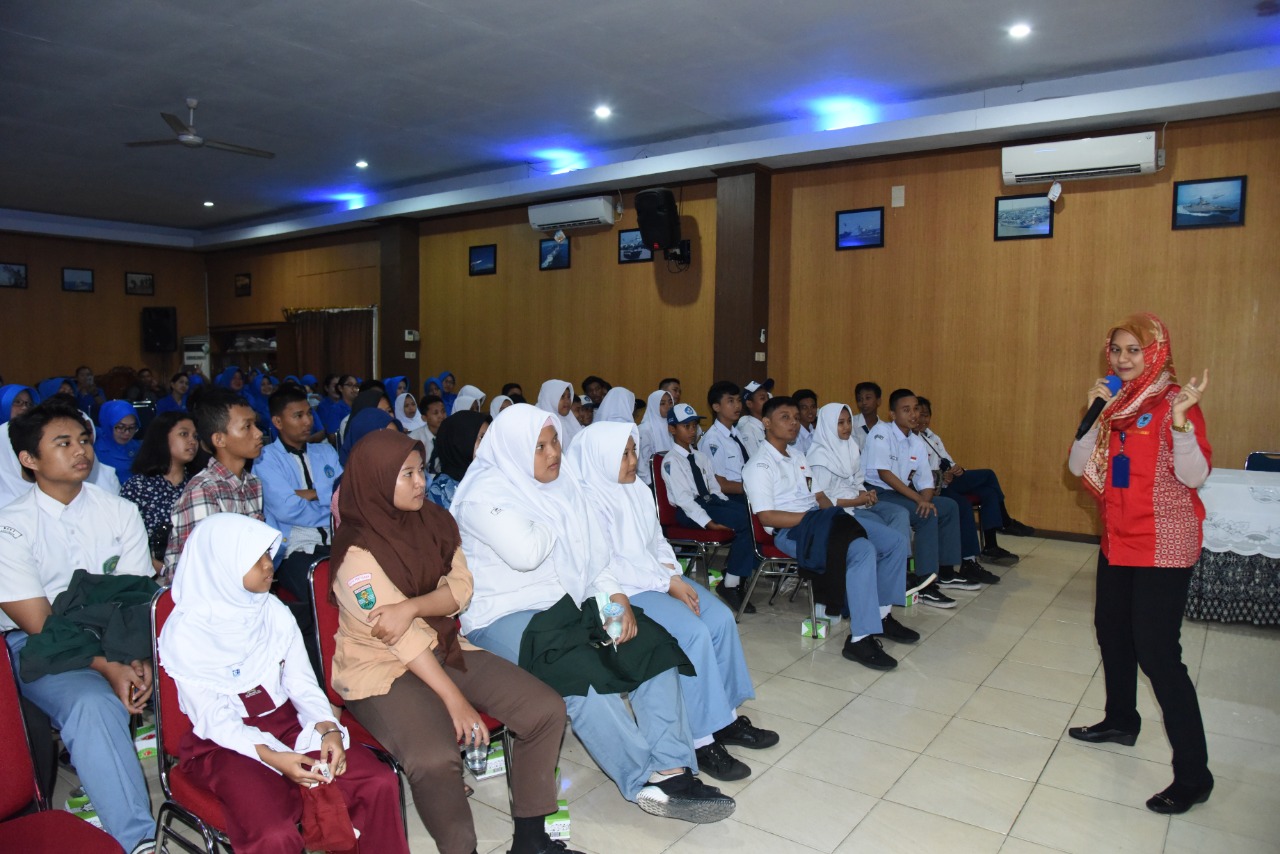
[355,160,368,169]
[594,105,612,119]
[1009,23,1031,38]
[203,201,214,207]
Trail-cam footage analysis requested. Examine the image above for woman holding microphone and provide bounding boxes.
[1067,312,1213,815]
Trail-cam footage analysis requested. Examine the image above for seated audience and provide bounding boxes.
[571,422,777,782]
[329,408,402,527]
[1,390,119,508]
[735,379,773,457]
[383,375,408,398]
[394,391,425,433]
[426,410,490,511]
[434,370,458,413]
[160,514,408,854]
[594,387,638,424]
[451,384,486,414]
[490,394,515,418]
[1,383,36,424]
[95,400,141,484]
[424,376,444,399]
[536,379,583,450]
[452,404,735,823]
[791,388,817,454]
[74,364,106,416]
[154,372,189,415]
[572,394,594,427]
[703,380,749,502]
[581,375,610,408]
[852,381,884,451]
[332,430,575,854]
[743,397,918,669]
[1,400,157,853]
[316,374,353,440]
[338,386,391,450]
[658,377,682,404]
[409,393,446,473]
[120,411,199,571]
[636,389,674,486]
[501,382,524,400]
[36,376,74,403]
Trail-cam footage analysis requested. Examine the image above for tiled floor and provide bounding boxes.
[57,538,1280,852]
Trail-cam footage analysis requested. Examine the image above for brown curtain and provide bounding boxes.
[290,309,374,380]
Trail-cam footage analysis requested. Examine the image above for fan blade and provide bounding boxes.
[126,139,183,148]
[203,139,275,159]
[161,112,192,135]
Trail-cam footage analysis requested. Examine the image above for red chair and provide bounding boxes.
[0,638,125,854]
[736,502,818,626]
[651,453,734,579]
[151,588,231,854]
[308,559,515,816]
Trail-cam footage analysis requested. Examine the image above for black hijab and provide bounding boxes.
[430,410,490,482]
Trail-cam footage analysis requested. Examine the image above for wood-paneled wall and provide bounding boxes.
[0,233,205,384]
[769,109,1280,536]
[418,184,718,405]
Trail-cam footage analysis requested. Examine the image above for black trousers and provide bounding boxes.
[1093,554,1210,786]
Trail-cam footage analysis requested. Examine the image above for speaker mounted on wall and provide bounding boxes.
[141,306,178,353]
[634,187,692,268]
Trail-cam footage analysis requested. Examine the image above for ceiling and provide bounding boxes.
[1,0,1278,243]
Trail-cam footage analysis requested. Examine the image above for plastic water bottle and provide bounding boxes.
[601,601,625,643]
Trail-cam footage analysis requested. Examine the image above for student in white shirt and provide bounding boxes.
[743,397,918,670]
[0,401,156,853]
[636,389,674,486]
[659,404,756,612]
[790,388,818,455]
[408,393,446,475]
[535,379,583,450]
[735,378,772,457]
[852,381,885,451]
[702,381,749,503]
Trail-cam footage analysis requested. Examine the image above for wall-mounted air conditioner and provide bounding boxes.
[1002,132,1158,186]
[528,196,616,231]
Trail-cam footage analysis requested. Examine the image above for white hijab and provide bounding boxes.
[535,379,582,449]
[394,392,426,433]
[489,395,513,418]
[807,402,863,488]
[594,387,637,424]
[451,403,609,603]
[452,384,486,414]
[158,514,294,694]
[567,422,674,594]
[638,389,675,456]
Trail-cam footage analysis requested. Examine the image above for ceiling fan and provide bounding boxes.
[126,98,275,159]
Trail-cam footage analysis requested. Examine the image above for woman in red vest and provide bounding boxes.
[1067,313,1213,815]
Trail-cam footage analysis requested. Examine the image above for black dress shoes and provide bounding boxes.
[715,581,755,614]
[1067,721,1139,746]
[1146,778,1213,814]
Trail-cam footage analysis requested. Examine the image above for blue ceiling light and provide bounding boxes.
[531,147,589,175]
[810,96,880,131]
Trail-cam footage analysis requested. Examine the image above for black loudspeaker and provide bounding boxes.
[635,188,681,251]
[141,307,178,353]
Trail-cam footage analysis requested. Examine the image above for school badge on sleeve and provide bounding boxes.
[354,584,377,610]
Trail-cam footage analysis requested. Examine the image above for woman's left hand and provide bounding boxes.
[668,576,700,615]
[609,594,639,645]
[367,599,417,645]
[318,727,347,779]
[1172,369,1209,424]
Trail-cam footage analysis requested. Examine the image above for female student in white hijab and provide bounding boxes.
[567,423,777,782]
[157,513,408,854]
[450,384,486,414]
[534,379,582,450]
[393,391,426,433]
[636,389,675,486]
[593,387,638,424]
[488,394,514,418]
[450,404,736,824]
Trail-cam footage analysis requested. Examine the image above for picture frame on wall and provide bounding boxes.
[1172,175,1246,230]
[539,237,570,271]
[125,271,155,296]
[994,194,1053,241]
[234,272,252,297]
[0,262,27,289]
[835,207,885,250]
[62,267,94,292]
[618,228,653,263]
[469,244,497,276]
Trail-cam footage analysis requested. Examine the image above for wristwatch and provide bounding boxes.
[1171,421,1194,433]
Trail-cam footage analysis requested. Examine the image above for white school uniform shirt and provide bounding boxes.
[659,443,727,529]
[736,414,765,457]
[742,442,819,534]
[703,420,748,485]
[0,422,119,510]
[791,424,815,455]
[0,483,152,632]
[851,415,882,451]
[407,423,437,475]
[862,421,935,492]
[916,428,953,475]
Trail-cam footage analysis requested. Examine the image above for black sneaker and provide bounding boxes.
[961,559,1001,585]
[877,613,920,644]
[715,581,756,615]
[509,838,586,854]
[981,545,1020,567]
[696,742,751,781]
[937,568,980,590]
[714,715,779,749]
[906,571,938,596]
[842,635,898,670]
[1002,519,1035,537]
[637,769,735,823]
[918,582,956,608]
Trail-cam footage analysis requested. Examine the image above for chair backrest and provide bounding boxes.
[0,640,41,820]
[307,558,345,709]
[151,588,192,796]
[745,500,780,560]
[651,453,678,526]
[1245,451,1280,473]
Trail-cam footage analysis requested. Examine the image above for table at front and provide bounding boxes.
[1185,468,1280,625]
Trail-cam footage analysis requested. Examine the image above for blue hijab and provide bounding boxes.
[383,375,407,400]
[0,384,36,426]
[434,370,457,414]
[35,378,70,402]
[339,407,401,466]
[94,400,141,482]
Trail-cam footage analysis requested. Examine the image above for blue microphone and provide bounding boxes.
[1076,374,1123,440]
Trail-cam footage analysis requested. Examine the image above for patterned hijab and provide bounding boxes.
[1082,312,1177,497]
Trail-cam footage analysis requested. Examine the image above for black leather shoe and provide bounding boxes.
[877,614,920,644]
[1068,721,1139,746]
[508,839,585,854]
[1146,778,1213,814]
[1001,519,1035,537]
[714,715,779,749]
[716,581,755,614]
[842,636,897,670]
[696,742,751,781]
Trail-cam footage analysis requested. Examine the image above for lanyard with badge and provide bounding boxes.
[1112,431,1130,488]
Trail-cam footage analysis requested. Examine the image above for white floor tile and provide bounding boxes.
[956,685,1077,739]
[774,729,917,798]
[883,754,1034,835]
[835,799,1006,853]
[1009,785,1169,854]
[924,717,1057,781]
[825,694,951,753]
[732,766,876,852]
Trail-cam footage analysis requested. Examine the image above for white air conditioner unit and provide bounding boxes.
[528,196,616,231]
[1002,132,1158,186]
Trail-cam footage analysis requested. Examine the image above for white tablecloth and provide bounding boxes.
[1200,469,1280,558]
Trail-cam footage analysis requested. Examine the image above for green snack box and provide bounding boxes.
[545,799,571,840]
[801,617,831,639]
[134,721,157,759]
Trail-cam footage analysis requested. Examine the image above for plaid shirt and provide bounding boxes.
[162,457,264,581]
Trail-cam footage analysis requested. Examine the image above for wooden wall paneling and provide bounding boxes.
[379,219,420,389]
[713,167,771,384]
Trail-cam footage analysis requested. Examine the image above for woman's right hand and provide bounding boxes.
[1086,378,1116,409]
[257,748,331,786]
[444,694,490,746]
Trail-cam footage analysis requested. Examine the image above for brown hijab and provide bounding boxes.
[331,430,466,669]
